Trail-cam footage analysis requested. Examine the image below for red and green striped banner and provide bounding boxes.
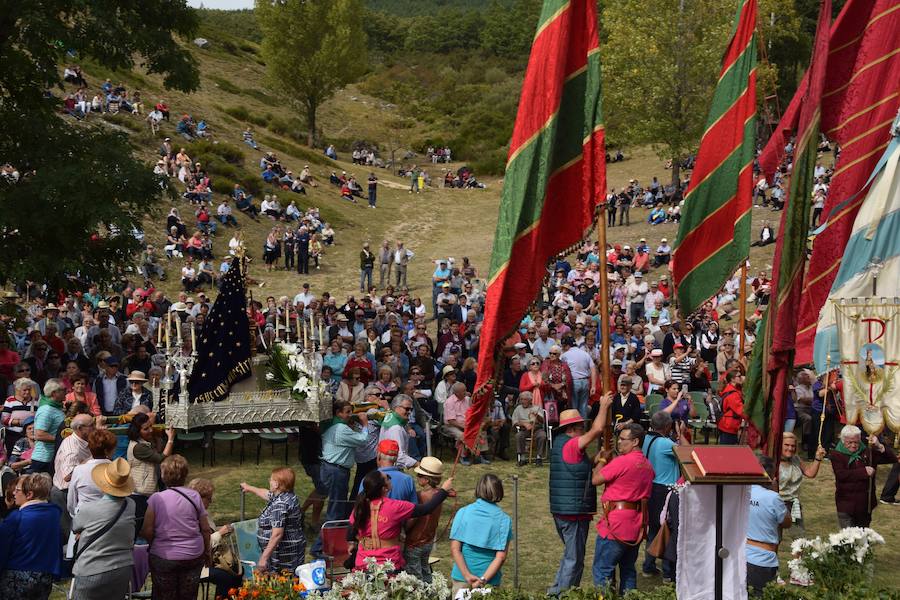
[673,0,757,316]
[744,0,832,453]
[464,0,605,449]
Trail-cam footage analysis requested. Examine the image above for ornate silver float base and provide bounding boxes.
[165,388,331,430]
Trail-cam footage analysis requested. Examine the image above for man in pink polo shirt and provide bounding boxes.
[591,422,654,593]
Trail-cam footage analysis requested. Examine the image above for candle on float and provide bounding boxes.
[165,313,171,350]
[191,322,196,351]
[308,314,314,347]
[297,315,302,345]
[304,318,309,348]
[319,318,325,348]
[286,307,291,342]
[157,319,163,346]
[175,315,182,343]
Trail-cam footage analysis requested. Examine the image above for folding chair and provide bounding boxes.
[644,393,664,417]
[177,431,207,466]
[515,408,550,465]
[320,520,352,581]
[688,392,714,443]
[256,432,289,464]
[232,518,261,580]
[211,431,245,466]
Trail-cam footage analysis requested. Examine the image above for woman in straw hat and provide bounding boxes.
[113,370,153,416]
[70,458,136,600]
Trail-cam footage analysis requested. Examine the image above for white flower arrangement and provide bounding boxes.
[788,527,884,587]
[307,557,451,600]
[266,341,329,401]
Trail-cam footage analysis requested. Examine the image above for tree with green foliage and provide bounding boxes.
[602,0,803,185]
[0,0,199,289]
[255,0,368,147]
[602,0,736,185]
[480,0,542,62]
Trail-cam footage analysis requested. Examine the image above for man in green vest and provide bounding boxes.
[547,393,613,595]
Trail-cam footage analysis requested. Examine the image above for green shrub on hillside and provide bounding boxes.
[208,75,241,94]
[186,140,245,165]
[257,134,333,168]
[224,106,268,127]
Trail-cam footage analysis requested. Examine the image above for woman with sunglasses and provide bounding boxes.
[519,356,548,412]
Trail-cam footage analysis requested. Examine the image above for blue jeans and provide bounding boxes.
[593,536,639,593]
[572,378,589,418]
[408,423,426,460]
[310,461,351,556]
[360,266,373,291]
[547,516,590,595]
[404,543,434,582]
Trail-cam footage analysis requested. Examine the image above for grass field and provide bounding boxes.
[182,435,900,594]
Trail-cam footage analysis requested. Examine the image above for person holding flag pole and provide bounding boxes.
[456,0,609,592]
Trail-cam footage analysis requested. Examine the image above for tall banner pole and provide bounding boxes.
[598,202,612,449]
[739,263,748,359]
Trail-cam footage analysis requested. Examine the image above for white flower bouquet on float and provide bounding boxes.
[788,527,884,588]
[306,557,451,600]
[266,342,328,401]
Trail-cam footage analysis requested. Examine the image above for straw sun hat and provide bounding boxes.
[91,457,136,497]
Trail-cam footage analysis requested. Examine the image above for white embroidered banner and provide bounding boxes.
[834,299,900,433]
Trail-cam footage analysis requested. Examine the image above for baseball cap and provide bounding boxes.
[377,439,399,457]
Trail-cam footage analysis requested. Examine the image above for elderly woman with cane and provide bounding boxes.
[830,425,898,528]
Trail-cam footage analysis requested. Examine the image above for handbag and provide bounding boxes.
[647,489,674,559]
[543,400,559,425]
[647,520,671,558]
[211,531,242,576]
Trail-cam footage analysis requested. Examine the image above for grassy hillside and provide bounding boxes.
[67,4,791,310]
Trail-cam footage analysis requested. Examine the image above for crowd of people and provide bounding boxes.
[1,65,895,600]
[2,217,899,598]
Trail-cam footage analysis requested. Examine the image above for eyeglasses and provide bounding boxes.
[549,352,559,356]
[398,405,413,411]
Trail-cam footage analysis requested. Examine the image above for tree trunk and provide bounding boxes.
[306,102,317,148]
[672,159,681,188]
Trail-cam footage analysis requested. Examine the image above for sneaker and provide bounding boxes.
[517,459,527,467]
[880,498,899,506]
[460,457,471,466]
[535,457,543,467]
[641,568,661,578]
[478,457,491,465]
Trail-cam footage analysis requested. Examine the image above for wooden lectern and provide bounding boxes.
[676,446,771,600]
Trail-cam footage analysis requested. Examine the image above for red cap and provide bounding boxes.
[377,439,399,457]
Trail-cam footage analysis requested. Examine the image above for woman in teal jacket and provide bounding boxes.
[449,474,513,597]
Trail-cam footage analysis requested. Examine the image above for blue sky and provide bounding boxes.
[188,0,254,9]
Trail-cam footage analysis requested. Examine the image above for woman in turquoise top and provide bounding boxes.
[322,339,347,388]
[449,474,513,596]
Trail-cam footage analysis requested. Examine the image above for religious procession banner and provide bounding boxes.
[834,300,900,433]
